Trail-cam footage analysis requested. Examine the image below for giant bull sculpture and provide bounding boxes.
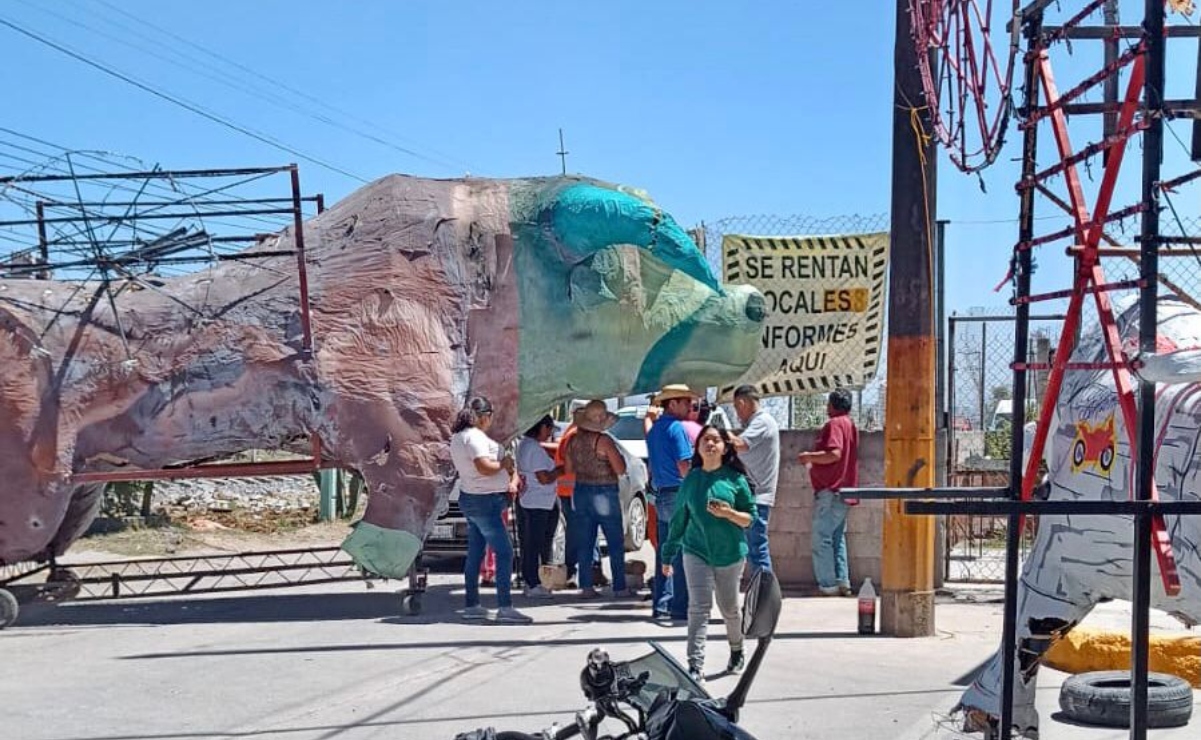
[959,296,1201,738]
[0,174,765,579]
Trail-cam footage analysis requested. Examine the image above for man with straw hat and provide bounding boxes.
[646,383,700,622]
[562,400,633,597]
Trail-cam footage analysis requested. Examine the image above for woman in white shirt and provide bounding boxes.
[449,397,532,624]
[516,415,564,599]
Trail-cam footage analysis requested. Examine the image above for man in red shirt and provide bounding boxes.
[797,389,859,596]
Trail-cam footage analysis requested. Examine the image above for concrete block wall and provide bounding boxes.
[768,429,885,589]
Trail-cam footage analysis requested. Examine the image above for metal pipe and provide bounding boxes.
[947,314,958,481]
[1132,1,1166,735]
[34,200,49,280]
[1063,99,1201,117]
[1001,15,1043,737]
[1044,24,1201,39]
[979,322,987,430]
[0,207,297,227]
[0,165,292,185]
[936,219,948,436]
[36,196,322,209]
[289,164,314,355]
[904,499,1201,516]
[1065,246,1201,257]
[943,314,1067,323]
[72,457,322,484]
[1103,0,1119,162]
[840,487,1010,499]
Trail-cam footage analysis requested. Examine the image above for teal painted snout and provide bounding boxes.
[634,283,766,392]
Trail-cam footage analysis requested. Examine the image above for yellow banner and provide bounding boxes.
[721,232,888,397]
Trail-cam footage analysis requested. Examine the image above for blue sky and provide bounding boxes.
[1,1,1198,317]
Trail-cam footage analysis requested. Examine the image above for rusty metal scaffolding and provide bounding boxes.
[0,162,328,484]
[856,2,1201,739]
[0,547,362,601]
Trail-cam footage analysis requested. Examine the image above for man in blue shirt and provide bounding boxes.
[647,384,699,622]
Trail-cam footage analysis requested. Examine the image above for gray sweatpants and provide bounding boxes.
[682,552,745,669]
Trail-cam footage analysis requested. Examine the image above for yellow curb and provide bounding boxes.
[1044,627,1200,687]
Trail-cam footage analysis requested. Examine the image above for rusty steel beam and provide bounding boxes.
[1044,24,1201,40]
[0,165,293,185]
[289,164,314,355]
[0,207,296,228]
[37,196,322,209]
[72,457,321,484]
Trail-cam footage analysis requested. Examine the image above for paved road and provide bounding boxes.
[1,569,1196,740]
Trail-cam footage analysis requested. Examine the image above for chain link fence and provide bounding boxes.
[1099,210,1201,312]
[697,214,890,430]
[944,312,1063,581]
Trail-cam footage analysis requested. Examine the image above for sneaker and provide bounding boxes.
[610,587,640,598]
[688,662,706,685]
[524,585,553,599]
[495,606,533,624]
[838,584,855,597]
[592,567,610,587]
[460,605,489,621]
[726,649,745,674]
[818,586,841,597]
[579,587,600,599]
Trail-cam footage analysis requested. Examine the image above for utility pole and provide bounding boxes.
[881,0,937,637]
[557,128,569,175]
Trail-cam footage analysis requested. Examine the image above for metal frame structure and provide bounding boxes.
[0,547,362,601]
[0,163,330,484]
[864,2,1201,738]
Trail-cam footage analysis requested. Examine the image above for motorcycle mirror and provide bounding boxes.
[741,569,782,640]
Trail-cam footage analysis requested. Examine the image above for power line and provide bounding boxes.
[0,130,298,234]
[87,0,473,174]
[0,15,369,184]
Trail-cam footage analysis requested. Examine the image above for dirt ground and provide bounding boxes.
[70,520,354,561]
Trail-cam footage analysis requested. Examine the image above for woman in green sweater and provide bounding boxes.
[661,423,758,683]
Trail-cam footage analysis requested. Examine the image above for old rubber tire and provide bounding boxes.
[0,588,18,629]
[402,593,422,616]
[1058,670,1193,728]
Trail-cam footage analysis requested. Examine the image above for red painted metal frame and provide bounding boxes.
[1015,43,1180,595]
[72,455,322,484]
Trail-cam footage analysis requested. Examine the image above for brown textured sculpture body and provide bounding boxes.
[0,174,765,577]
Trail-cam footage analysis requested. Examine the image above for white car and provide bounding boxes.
[610,404,735,464]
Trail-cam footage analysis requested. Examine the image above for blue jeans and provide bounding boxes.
[812,490,850,590]
[563,495,600,581]
[745,504,773,575]
[574,483,626,591]
[460,492,514,608]
[652,487,688,618]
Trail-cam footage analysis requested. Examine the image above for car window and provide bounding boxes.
[610,415,646,441]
